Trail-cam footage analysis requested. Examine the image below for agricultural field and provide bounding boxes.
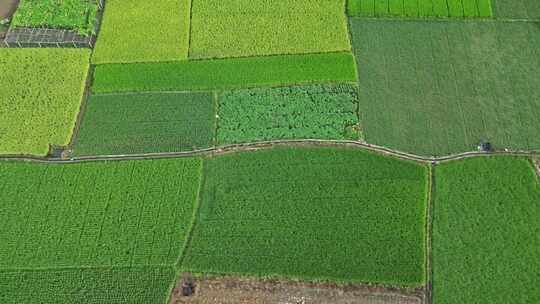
[0,267,175,304]
[11,0,98,36]
[0,48,90,156]
[182,147,428,286]
[74,92,216,156]
[492,0,540,19]
[217,84,361,144]
[92,0,191,64]
[0,158,202,303]
[350,19,540,156]
[92,53,358,94]
[433,157,540,304]
[2,0,540,302]
[189,0,351,59]
[347,0,492,17]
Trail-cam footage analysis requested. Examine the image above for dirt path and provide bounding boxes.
[0,139,538,165]
[170,276,423,304]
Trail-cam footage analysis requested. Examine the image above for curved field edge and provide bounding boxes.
[91,53,358,94]
[432,156,540,304]
[180,146,428,287]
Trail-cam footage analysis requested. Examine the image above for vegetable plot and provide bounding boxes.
[11,0,98,36]
[182,147,428,286]
[217,84,361,144]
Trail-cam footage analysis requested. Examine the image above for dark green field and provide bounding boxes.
[350,19,540,156]
[217,84,360,144]
[182,147,428,286]
[433,157,540,304]
[0,267,175,304]
[74,92,216,155]
[492,0,540,18]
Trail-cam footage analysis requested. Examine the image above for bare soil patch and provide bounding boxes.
[0,0,18,20]
[170,275,423,304]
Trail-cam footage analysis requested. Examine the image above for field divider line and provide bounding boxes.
[68,64,96,154]
[0,264,175,272]
[0,139,539,164]
[348,16,540,23]
[424,163,435,304]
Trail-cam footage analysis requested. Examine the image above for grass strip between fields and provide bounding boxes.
[92,53,358,94]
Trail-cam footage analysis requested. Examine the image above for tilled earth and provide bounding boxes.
[170,276,423,304]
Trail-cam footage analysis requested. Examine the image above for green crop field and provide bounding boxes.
[74,92,216,156]
[350,19,540,156]
[0,267,175,304]
[92,0,191,64]
[0,48,90,156]
[217,84,360,144]
[92,53,358,94]
[189,0,351,59]
[11,0,98,36]
[348,0,492,17]
[0,158,201,303]
[433,157,540,304]
[182,147,428,286]
[492,0,540,18]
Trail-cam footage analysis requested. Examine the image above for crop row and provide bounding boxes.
[348,0,492,17]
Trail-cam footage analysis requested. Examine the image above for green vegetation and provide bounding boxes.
[182,147,427,286]
[0,158,201,303]
[0,267,175,304]
[347,0,492,17]
[0,48,90,156]
[217,84,360,144]
[74,92,216,156]
[92,0,191,64]
[0,158,201,268]
[11,0,98,36]
[492,0,540,18]
[190,0,351,59]
[433,157,540,304]
[350,19,540,156]
[92,53,358,94]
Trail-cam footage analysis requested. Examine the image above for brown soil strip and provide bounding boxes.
[533,157,540,182]
[170,275,423,304]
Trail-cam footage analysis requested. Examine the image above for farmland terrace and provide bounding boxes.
[0,0,539,304]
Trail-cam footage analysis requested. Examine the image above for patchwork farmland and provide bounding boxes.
[0,0,539,303]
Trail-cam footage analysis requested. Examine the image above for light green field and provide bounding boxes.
[92,0,191,64]
[0,48,90,156]
[74,92,216,156]
[92,53,358,93]
[350,19,540,156]
[433,157,540,304]
[11,0,98,36]
[182,147,427,286]
[189,0,351,59]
